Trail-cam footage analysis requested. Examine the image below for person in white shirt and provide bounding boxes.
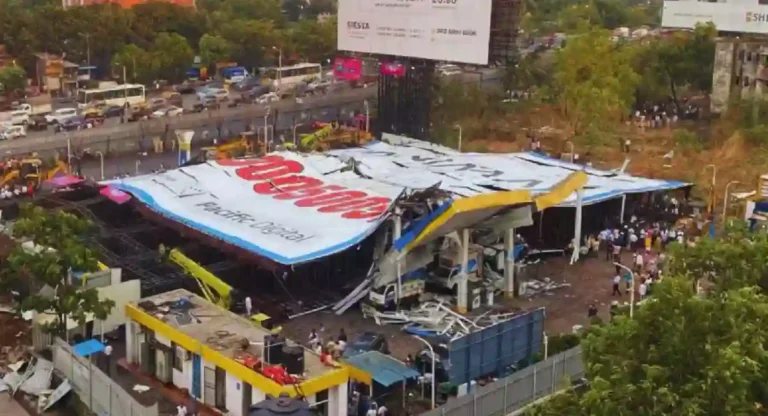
[176,404,188,416]
[634,251,644,272]
[377,405,388,415]
[244,296,252,317]
[366,402,378,416]
[104,342,113,375]
[612,274,622,296]
[639,280,648,300]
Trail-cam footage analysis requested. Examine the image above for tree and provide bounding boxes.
[283,0,307,22]
[553,27,639,140]
[151,32,195,82]
[220,19,282,69]
[112,44,151,84]
[306,0,336,18]
[529,227,768,416]
[199,33,232,67]
[0,205,115,337]
[288,17,337,63]
[0,66,27,95]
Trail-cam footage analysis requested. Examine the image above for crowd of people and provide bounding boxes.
[630,98,702,130]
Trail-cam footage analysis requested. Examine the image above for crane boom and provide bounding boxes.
[161,246,233,309]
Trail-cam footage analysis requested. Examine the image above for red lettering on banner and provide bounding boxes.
[219,156,391,220]
[252,175,324,195]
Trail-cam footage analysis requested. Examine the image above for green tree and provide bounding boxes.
[529,227,768,416]
[283,0,307,22]
[199,33,232,67]
[0,66,27,95]
[112,44,151,84]
[220,19,282,69]
[288,17,337,63]
[151,32,194,82]
[553,27,639,140]
[0,205,115,337]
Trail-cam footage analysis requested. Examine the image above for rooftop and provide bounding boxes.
[132,289,334,382]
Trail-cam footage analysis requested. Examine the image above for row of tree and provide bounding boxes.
[0,0,337,85]
[528,226,768,416]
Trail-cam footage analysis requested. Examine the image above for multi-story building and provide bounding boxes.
[124,289,351,416]
[34,53,79,96]
[711,40,768,113]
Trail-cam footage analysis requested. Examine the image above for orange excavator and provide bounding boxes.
[0,158,69,188]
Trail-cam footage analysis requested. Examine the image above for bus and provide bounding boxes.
[76,84,146,109]
[221,66,248,84]
[262,63,322,91]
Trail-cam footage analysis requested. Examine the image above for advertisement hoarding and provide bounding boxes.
[337,0,493,65]
[662,0,768,34]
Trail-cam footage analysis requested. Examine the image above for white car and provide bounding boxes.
[8,110,29,126]
[152,106,184,118]
[45,108,78,125]
[0,125,26,140]
[256,92,279,105]
[205,88,230,102]
[437,64,462,77]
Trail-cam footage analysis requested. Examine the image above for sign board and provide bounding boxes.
[337,0,493,65]
[109,154,402,265]
[662,0,768,34]
[448,308,545,385]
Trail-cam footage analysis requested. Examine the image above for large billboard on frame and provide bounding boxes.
[662,0,768,34]
[337,0,493,65]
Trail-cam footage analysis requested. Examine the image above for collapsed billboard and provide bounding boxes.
[109,153,402,265]
[337,0,493,65]
[108,136,688,266]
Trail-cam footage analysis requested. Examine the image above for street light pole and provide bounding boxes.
[272,46,282,95]
[723,180,741,224]
[411,335,435,409]
[454,124,462,152]
[614,262,635,318]
[96,151,104,180]
[65,133,72,166]
[363,100,370,132]
[81,33,91,80]
[263,106,271,149]
[705,164,717,215]
[566,140,575,163]
[292,122,303,146]
[135,160,141,175]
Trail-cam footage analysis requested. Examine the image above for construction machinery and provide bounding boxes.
[299,123,373,152]
[0,158,69,188]
[197,131,265,161]
[159,245,281,332]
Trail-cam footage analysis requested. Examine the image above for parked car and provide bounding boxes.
[7,110,30,126]
[27,115,48,131]
[0,125,26,140]
[45,108,78,125]
[192,97,219,112]
[437,64,462,77]
[342,332,390,358]
[205,88,230,102]
[54,116,90,132]
[163,92,183,108]
[233,77,262,92]
[148,98,167,111]
[152,106,184,118]
[103,105,125,118]
[128,107,153,122]
[242,85,271,101]
[255,92,279,105]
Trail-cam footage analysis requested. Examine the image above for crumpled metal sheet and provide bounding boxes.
[19,358,53,396]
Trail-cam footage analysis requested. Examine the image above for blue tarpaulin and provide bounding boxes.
[344,351,421,388]
[73,339,105,357]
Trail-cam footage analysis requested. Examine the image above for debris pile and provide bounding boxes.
[519,278,571,297]
[362,301,521,341]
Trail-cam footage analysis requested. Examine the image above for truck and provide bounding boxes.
[0,103,53,124]
[368,268,427,310]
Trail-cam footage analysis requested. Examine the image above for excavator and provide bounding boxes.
[299,122,373,152]
[0,158,69,188]
[197,131,266,161]
[159,245,281,332]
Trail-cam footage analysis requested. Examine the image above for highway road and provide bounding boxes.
[3,70,501,157]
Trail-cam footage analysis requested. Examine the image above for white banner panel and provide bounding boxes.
[110,154,401,265]
[337,0,493,65]
[662,0,768,34]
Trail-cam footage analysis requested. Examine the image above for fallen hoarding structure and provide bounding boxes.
[104,135,689,313]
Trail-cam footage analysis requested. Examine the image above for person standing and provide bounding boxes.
[244,296,252,317]
[588,304,598,318]
[103,341,113,376]
[612,274,622,296]
[639,279,648,300]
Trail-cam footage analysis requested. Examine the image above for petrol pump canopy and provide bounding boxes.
[107,136,688,266]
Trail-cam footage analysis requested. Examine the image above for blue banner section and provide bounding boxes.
[448,308,545,385]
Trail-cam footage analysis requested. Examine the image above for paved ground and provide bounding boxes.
[0,393,30,416]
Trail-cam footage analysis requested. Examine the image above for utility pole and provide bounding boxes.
[80,33,91,80]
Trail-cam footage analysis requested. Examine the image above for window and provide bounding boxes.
[748,52,753,62]
[744,76,751,87]
[173,343,184,371]
[735,76,741,86]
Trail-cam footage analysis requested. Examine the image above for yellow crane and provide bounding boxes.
[160,245,234,310]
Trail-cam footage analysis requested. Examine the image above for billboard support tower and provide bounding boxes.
[489,0,524,65]
[377,59,434,141]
